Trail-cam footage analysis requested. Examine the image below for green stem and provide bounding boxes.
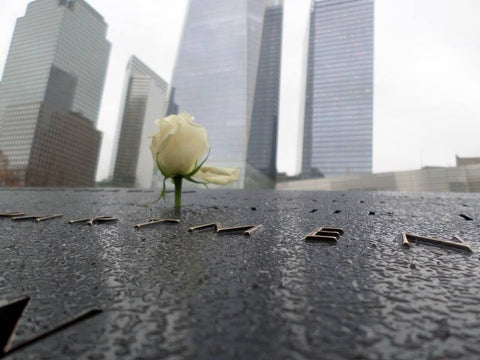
[174,176,183,210]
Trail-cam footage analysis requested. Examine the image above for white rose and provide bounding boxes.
[150,112,239,187]
[150,112,209,177]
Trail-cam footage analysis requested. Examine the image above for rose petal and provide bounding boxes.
[195,166,239,185]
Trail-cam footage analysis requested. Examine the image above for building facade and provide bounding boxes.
[0,0,110,186]
[27,108,102,187]
[456,155,480,167]
[302,0,374,178]
[245,2,283,187]
[277,164,480,193]
[168,0,282,188]
[110,56,168,188]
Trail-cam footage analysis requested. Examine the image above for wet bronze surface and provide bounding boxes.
[0,297,100,358]
[0,188,479,359]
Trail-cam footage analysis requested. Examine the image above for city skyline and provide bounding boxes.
[1,0,479,180]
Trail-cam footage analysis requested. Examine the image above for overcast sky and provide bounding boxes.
[1,0,479,179]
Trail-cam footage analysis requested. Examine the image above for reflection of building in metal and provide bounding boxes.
[277,163,480,192]
[110,56,168,188]
[302,0,374,178]
[168,0,282,188]
[0,0,110,186]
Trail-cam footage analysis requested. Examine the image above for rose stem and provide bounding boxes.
[174,176,183,210]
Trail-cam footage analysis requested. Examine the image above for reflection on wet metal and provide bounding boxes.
[35,214,62,222]
[149,218,180,223]
[11,216,36,221]
[244,224,263,236]
[304,227,345,243]
[401,233,409,247]
[316,231,341,237]
[217,225,257,234]
[321,227,344,235]
[188,223,219,232]
[217,225,262,236]
[135,218,180,229]
[68,218,91,224]
[0,212,25,218]
[68,216,118,226]
[401,233,473,252]
[11,214,62,222]
[0,296,30,355]
[188,223,263,236]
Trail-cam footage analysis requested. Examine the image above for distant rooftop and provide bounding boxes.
[127,55,168,89]
[456,155,480,167]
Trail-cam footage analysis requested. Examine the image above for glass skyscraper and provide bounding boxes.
[0,0,110,186]
[302,0,374,178]
[246,2,283,186]
[110,56,168,188]
[169,0,282,188]
[0,0,110,125]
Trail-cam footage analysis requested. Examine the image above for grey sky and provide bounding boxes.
[374,0,480,171]
[1,0,479,179]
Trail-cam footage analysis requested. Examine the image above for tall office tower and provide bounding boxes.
[302,0,374,178]
[110,56,168,188]
[0,0,110,186]
[245,1,283,187]
[0,0,110,125]
[169,0,282,188]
